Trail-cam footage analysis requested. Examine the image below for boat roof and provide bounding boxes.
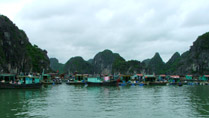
[160,74,166,77]
[144,75,155,78]
[170,75,180,78]
[186,75,193,77]
[136,74,143,76]
[0,73,16,76]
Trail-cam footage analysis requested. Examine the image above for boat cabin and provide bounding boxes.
[186,75,193,80]
[144,75,156,82]
[41,74,53,83]
[169,75,180,83]
[113,75,120,80]
[121,75,131,83]
[131,74,143,83]
[199,75,209,81]
[75,74,87,82]
[87,77,102,83]
[158,74,167,81]
[0,74,16,83]
[17,75,40,84]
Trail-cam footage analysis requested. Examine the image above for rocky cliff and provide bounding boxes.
[62,49,143,75]
[50,58,64,73]
[92,49,125,74]
[0,15,50,73]
[164,52,181,74]
[173,32,209,75]
[146,53,165,74]
[112,60,143,74]
[64,56,93,74]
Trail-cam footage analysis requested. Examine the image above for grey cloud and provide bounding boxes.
[8,0,209,63]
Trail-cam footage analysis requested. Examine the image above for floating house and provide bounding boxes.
[0,74,16,83]
[131,74,143,82]
[87,77,102,83]
[17,75,40,84]
[113,74,120,81]
[87,77,103,85]
[199,75,209,81]
[185,75,193,80]
[158,74,167,81]
[87,76,118,86]
[41,74,53,84]
[120,75,131,83]
[144,75,156,82]
[168,75,180,83]
[66,74,88,85]
[0,74,42,89]
[75,74,88,82]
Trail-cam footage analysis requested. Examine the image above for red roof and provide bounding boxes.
[136,74,143,76]
[204,75,209,77]
[160,74,166,77]
[187,75,193,77]
[170,75,180,78]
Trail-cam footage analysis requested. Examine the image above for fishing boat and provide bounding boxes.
[168,75,181,85]
[66,74,87,85]
[199,75,209,85]
[53,76,62,84]
[144,75,167,85]
[87,76,118,86]
[129,74,144,85]
[0,74,42,89]
[118,75,131,86]
[41,73,53,84]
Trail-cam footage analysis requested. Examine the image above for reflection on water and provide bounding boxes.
[0,85,209,118]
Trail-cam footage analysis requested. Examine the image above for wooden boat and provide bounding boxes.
[66,74,88,85]
[41,74,53,84]
[53,77,62,84]
[149,81,168,85]
[0,74,42,89]
[168,75,180,85]
[87,80,118,86]
[87,77,118,86]
[0,82,42,89]
[66,80,86,85]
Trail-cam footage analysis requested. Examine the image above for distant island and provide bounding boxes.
[0,15,209,75]
[51,32,209,76]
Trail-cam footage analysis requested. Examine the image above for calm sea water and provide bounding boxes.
[0,84,209,118]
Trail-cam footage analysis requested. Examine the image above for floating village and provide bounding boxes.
[0,72,209,89]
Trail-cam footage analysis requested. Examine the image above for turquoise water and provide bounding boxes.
[0,84,209,118]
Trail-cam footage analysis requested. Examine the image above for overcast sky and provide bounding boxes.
[1,0,209,63]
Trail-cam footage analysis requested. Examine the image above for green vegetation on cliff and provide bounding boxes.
[0,15,50,73]
[146,53,165,74]
[64,56,93,74]
[196,32,209,49]
[50,58,64,73]
[26,44,49,72]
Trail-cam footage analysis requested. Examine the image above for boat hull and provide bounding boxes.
[149,82,168,85]
[66,81,86,85]
[0,83,42,89]
[87,81,118,86]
